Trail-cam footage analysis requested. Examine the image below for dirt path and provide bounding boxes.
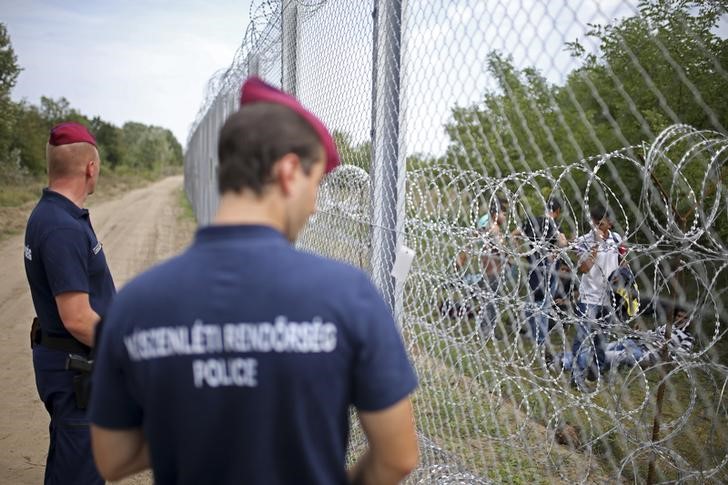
[0,175,196,484]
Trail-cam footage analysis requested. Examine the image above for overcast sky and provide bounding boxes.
[3,0,253,146]
[4,0,726,156]
[290,0,641,156]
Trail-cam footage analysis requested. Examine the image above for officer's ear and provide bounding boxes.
[84,159,95,178]
[272,153,302,196]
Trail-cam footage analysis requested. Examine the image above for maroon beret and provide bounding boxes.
[239,77,340,174]
[49,122,97,147]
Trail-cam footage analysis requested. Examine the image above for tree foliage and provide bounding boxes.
[333,130,371,172]
[0,23,21,168]
[442,0,728,236]
[0,23,183,177]
[446,1,727,166]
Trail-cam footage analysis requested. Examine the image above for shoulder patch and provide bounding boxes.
[24,245,32,261]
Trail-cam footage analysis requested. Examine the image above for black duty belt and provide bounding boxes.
[30,317,91,356]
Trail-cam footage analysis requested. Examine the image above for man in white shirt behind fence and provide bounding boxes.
[571,204,624,387]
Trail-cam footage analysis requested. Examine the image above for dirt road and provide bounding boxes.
[0,175,196,484]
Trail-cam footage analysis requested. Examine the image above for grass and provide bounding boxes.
[0,181,46,207]
[177,186,196,223]
[308,206,727,482]
[397,217,728,482]
[403,289,728,483]
[0,165,183,242]
[406,330,608,483]
[0,174,45,240]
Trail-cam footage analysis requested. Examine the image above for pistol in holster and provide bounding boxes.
[66,353,94,409]
[31,317,94,409]
[30,317,41,349]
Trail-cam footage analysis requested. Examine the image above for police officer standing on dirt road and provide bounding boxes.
[89,77,419,485]
[23,122,114,484]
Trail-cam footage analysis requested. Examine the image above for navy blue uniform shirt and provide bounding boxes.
[90,225,418,485]
[24,188,116,338]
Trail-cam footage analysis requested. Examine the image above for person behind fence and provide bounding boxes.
[550,257,578,332]
[551,306,695,372]
[644,305,695,364]
[474,196,510,338]
[88,77,419,485]
[608,264,639,323]
[571,204,624,386]
[445,197,507,323]
[443,215,491,319]
[23,122,114,485]
[518,197,567,347]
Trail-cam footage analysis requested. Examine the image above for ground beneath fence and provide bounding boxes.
[0,175,195,485]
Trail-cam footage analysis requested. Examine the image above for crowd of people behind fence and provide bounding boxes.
[445,196,696,390]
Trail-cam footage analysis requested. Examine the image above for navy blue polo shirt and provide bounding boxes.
[24,189,116,338]
[89,225,418,485]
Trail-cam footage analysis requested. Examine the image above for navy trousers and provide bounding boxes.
[32,345,104,485]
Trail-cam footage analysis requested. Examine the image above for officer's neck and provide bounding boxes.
[213,190,285,234]
[48,178,90,208]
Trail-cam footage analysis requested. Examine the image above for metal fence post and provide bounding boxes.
[370,0,404,322]
[282,0,298,95]
[248,53,260,78]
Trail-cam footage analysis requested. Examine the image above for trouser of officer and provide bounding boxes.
[33,345,104,485]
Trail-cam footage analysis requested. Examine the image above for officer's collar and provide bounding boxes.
[194,224,288,245]
[42,188,89,219]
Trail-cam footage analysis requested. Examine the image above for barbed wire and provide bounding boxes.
[185,0,728,482]
[186,0,284,146]
[299,122,728,483]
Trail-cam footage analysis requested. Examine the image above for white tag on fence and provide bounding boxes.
[391,245,415,281]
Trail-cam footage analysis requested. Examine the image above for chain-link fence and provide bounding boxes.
[184,1,728,482]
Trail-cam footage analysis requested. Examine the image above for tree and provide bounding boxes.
[333,130,371,172]
[121,122,183,170]
[12,102,49,174]
[442,0,728,236]
[0,22,181,178]
[90,116,124,168]
[164,129,183,166]
[0,22,21,168]
[564,0,728,145]
[0,23,19,96]
[39,96,88,126]
[444,52,576,177]
[563,0,728,239]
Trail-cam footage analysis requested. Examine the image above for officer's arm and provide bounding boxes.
[348,397,419,485]
[56,291,100,346]
[90,425,149,481]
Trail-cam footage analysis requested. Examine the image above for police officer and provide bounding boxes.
[89,78,419,485]
[24,122,114,484]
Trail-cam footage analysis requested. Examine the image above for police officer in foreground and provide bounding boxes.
[24,122,114,484]
[89,77,419,485]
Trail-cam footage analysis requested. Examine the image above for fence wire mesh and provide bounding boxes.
[185,0,728,482]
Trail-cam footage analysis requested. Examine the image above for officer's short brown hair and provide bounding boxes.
[217,103,323,195]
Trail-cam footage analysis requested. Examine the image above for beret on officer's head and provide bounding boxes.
[49,122,97,148]
[239,77,340,174]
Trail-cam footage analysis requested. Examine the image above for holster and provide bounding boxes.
[71,372,92,409]
[30,317,41,349]
[67,354,93,410]
[31,317,93,409]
